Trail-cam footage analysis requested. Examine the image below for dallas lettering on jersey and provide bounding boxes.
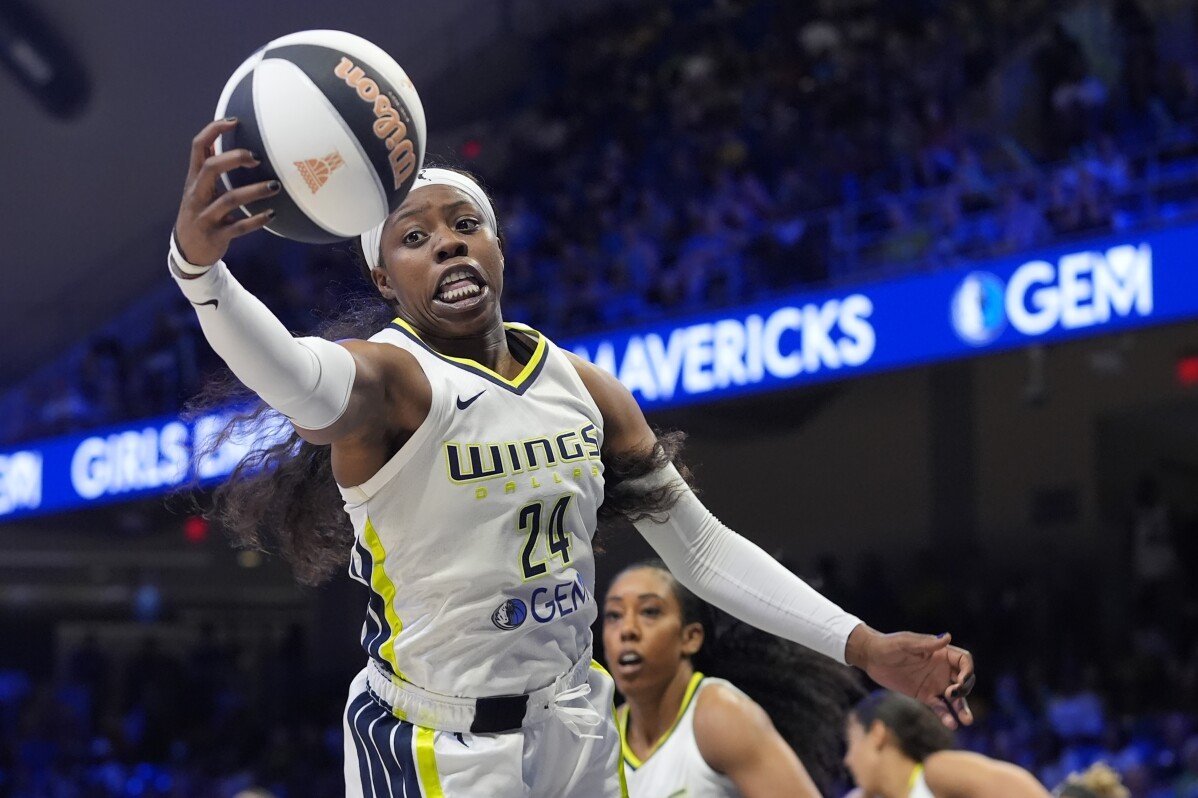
[445,423,602,494]
[572,295,876,404]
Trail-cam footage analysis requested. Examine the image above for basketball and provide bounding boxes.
[213,30,426,244]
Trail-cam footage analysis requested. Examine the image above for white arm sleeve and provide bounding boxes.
[629,464,863,664]
[169,236,356,431]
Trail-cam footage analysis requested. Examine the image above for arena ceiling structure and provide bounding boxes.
[0,0,620,390]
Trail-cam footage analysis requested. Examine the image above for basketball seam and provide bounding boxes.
[255,56,388,237]
[261,30,426,147]
[214,51,264,199]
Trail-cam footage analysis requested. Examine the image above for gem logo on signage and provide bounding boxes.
[950,243,1154,346]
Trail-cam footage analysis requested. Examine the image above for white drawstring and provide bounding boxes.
[551,682,604,739]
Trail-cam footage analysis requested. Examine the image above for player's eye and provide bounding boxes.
[641,606,662,618]
[456,217,480,232]
[603,610,621,622]
[403,229,425,245]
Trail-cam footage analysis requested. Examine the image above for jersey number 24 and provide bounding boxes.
[518,495,573,580]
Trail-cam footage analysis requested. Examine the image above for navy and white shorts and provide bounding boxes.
[342,663,627,797]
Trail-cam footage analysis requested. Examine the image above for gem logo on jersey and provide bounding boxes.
[951,271,1006,345]
[491,598,527,630]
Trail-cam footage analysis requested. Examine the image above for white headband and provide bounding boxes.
[360,168,498,271]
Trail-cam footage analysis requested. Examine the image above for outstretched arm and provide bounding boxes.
[170,118,428,457]
[693,683,821,798]
[569,353,974,727]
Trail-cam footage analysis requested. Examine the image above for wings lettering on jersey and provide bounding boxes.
[444,423,602,485]
[446,443,505,482]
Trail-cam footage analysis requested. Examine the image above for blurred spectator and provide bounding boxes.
[1056,761,1131,798]
[1131,476,1182,634]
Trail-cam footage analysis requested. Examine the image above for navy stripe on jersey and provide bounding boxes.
[346,692,377,795]
[347,692,423,797]
[386,322,549,395]
[353,539,395,676]
[397,722,422,796]
[373,706,420,797]
[362,701,397,796]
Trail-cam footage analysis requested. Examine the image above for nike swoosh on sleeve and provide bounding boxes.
[191,299,219,309]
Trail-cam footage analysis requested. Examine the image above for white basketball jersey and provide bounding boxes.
[909,765,934,798]
[339,319,605,697]
[619,673,739,798]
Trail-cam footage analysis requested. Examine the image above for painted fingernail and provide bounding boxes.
[248,151,259,161]
[937,632,947,638]
[268,180,280,191]
[266,209,276,218]
[224,116,237,122]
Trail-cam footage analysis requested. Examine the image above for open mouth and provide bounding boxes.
[434,267,486,305]
[617,652,643,668]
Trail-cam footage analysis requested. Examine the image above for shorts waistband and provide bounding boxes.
[365,646,594,734]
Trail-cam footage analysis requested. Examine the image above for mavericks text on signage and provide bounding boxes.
[573,296,876,404]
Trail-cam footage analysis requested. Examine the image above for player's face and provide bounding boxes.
[602,567,702,698]
[843,714,883,792]
[374,184,504,338]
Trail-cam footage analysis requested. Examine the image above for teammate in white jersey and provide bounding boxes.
[603,560,863,798]
[843,691,1048,798]
[172,117,976,797]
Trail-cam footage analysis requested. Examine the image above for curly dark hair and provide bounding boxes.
[613,559,866,796]
[851,690,956,762]
[187,166,696,585]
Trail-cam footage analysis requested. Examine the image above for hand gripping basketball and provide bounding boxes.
[173,118,281,268]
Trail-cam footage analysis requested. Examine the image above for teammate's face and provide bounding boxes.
[602,567,703,699]
[843,714,885,792]
[373,184,504,337]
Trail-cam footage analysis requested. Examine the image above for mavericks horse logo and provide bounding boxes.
[491,598,527,630]
[951,271,1006,346]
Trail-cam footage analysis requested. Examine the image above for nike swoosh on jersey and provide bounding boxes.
[191,299,219,309]
[456,390,485,410]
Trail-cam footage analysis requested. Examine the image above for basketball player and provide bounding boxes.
[604,560,862,797]
[172,117,975,797]
[843,691,1048,798]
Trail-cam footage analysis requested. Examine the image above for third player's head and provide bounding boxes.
[360,168,504,339]
[602,560,707,702]
[843,690,955,793]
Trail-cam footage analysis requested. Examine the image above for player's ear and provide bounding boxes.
[372,267,397,302]
[681,622,704,657]
[867,720,888,750]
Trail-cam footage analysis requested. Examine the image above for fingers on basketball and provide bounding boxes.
[226,208,275,238]
[189,118,238,177]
